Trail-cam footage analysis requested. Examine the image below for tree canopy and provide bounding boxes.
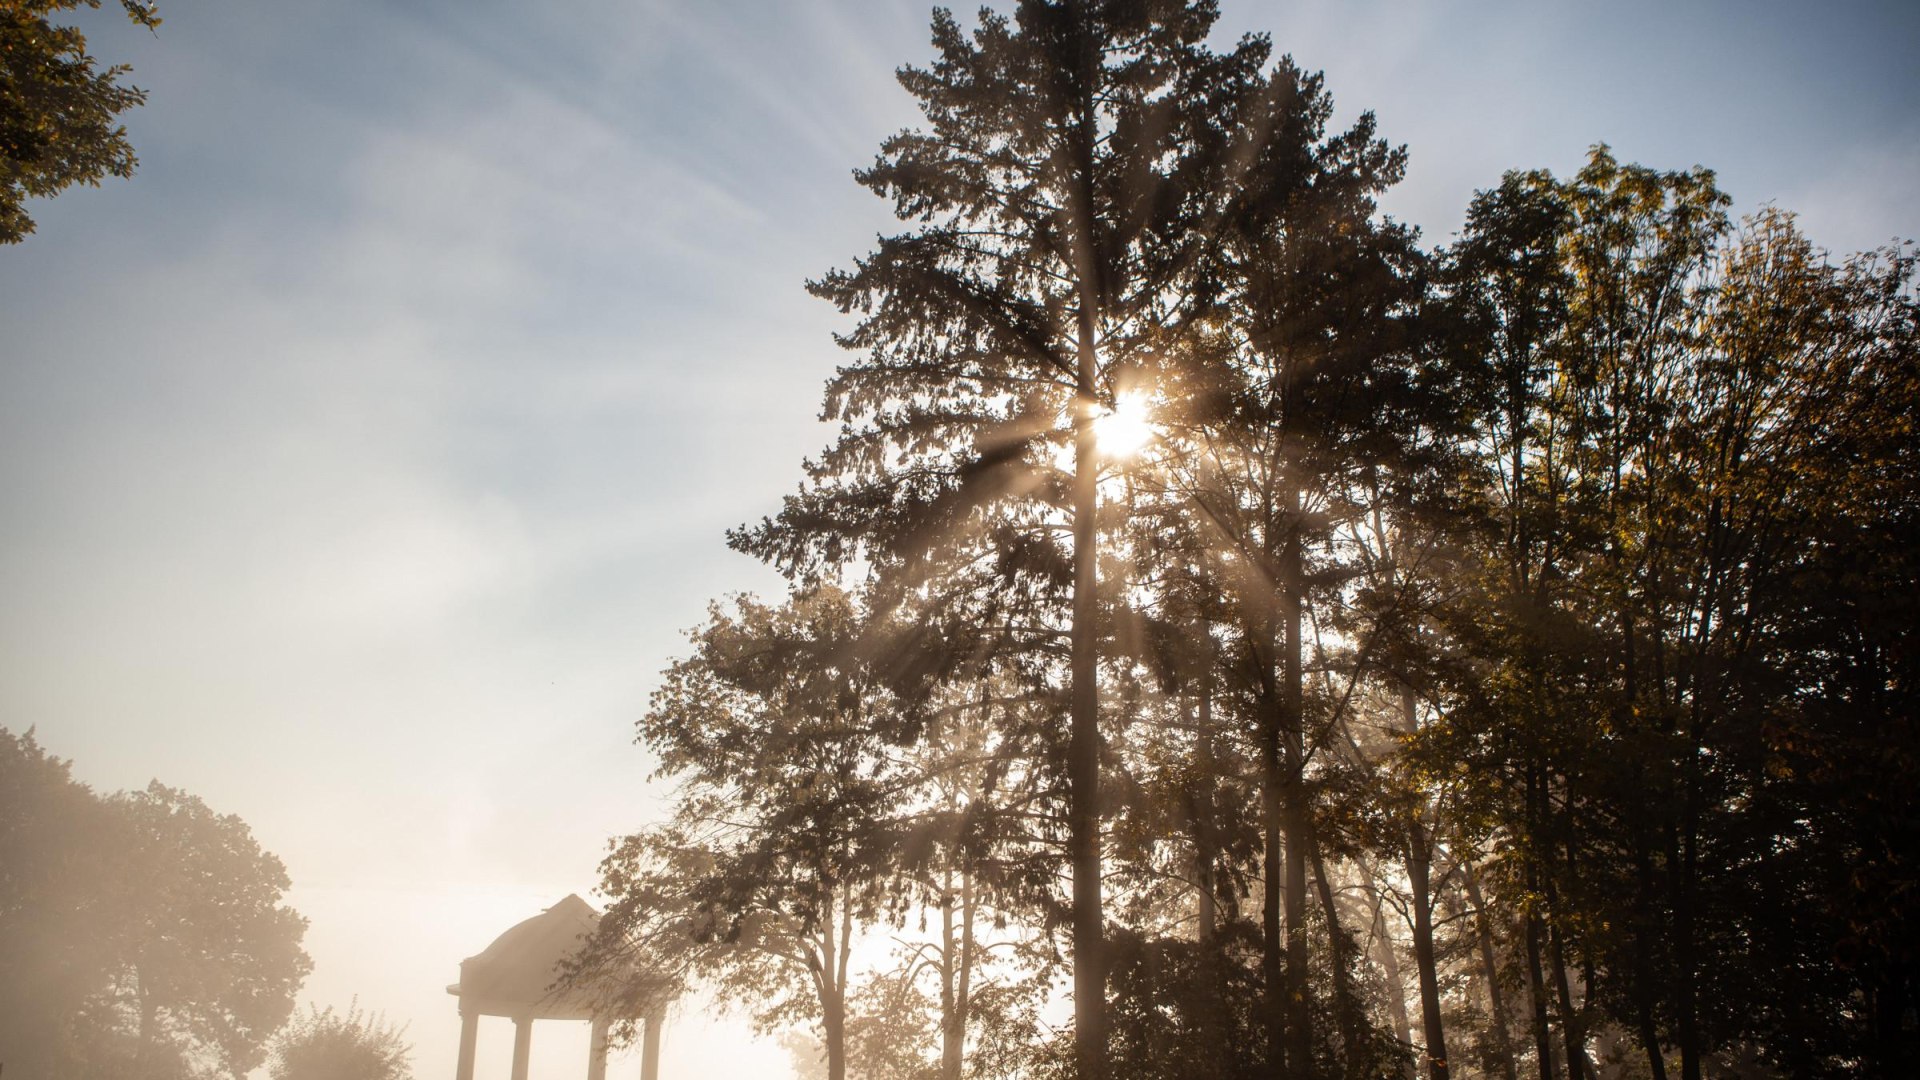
[0,727,310,1080]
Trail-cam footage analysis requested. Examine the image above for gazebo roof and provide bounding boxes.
[447,894,604,1020]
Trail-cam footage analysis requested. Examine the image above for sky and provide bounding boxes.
[1,1,1914,1078]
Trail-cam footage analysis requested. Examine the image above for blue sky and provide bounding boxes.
[2,2,1915,1077]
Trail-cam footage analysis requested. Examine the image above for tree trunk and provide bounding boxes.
[1369,883,1416,1071]
[1282,509,1312,1077]
[1617,565,1663,1080]
[136,983,159,1078]
[940,861,962,1080]
[1524,758,1558,1080]
[1309,826,1362,1075]
[1544,893,1590,1080]
[1524,900,1557,1080]
[938,853,977,1080]
[1407,817,1450,1080]
[824,995,847,1080]
[1263,691,1287,1074]
[1262,602,1288,1074]
[1675,754,1701,1080]
[1190,655,1231,1077]
[820,893,850,1080]
[1196,831,1219,943]
[1462,866,1519,1080]
[1871,967,1915,1077]
[1628,839,1667,1080]
[1194,658,1220,944]
[1069,191,1107,1080]
[1523,763,1556,1079]
[1400,687,1448,1080]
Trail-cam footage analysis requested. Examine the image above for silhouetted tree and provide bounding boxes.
[735,6,1411,1072]
[1123,55,1429,1072]
[587,586,916,1080]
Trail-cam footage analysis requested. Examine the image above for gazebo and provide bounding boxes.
[447,894,664,1080]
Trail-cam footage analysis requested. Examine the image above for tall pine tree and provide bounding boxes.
[735,5,1273,1074]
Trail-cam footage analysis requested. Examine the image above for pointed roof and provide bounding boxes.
[447,894,604,1019]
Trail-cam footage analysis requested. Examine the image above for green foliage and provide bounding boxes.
[0,0,159,243]
[1421,151,1920,1077]
[268,1001,412,1080]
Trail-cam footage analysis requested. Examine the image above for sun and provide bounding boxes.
[1092,391,1155,460]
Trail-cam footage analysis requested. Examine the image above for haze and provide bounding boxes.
[2,2,1914,1079]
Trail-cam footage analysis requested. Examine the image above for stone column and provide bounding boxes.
[455,1011,479,1080]
[511,1017,534,1080]
[587,1019,610,1080]
[641,1005,664,1080]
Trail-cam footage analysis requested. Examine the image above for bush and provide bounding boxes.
[269,1001,412,1080]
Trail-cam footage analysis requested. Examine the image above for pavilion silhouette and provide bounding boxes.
[447,895,665,1080]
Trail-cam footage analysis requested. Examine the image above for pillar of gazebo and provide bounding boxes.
[446,1007,664,1080]
[447,895,667,1080]
[510,1018,533,1080]
[456,1010,480,1079]
[640,1007,663,1080]
[588,1020,610,1080]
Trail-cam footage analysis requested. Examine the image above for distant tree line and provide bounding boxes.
[0,729,409,1080]
[573,3,1917,1080]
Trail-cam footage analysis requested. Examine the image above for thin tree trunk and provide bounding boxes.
[1871,967,1915,1077]
[1521,763,1559,1080]
[938,851,977,1080]
[1262,601,1288,1075]
[1284,787,1312,1078]
[1462,866,1520,1080]
[1194,656,1220,944]
[1524,899,1558,1080]
[1618,545,1665,1080]
[1629,833,1668,1080]
[1309,826,1362,1074]
[940,861,961,1080]
[1401,688,1449,1080]
[1264,686,1287,1074]
[1369,884,1416,1068]
[1282,504,1312,1077]
[1189,648,1232,1078]
[1408,817,1450,1080]
[1540,764,1596,1080]
[1544,890,1589,1080]
[1196,830,1219,941]
[1675,740,1701,1080]
[819,889,849,1080]
[136,982,158,1078]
